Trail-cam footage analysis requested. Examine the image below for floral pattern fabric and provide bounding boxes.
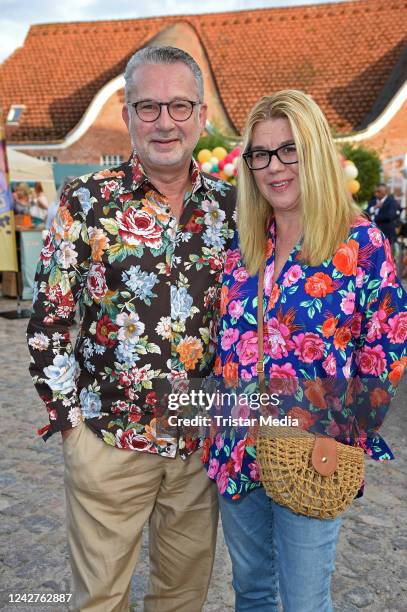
[27,152,236,459]
[203,217,407,499]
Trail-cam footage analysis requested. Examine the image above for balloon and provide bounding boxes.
[224,153,234,164]
[232,146,241,156]
[212,146,228,161]
[218,159,226,171]
[211,163,219,173]
[224,163,235,177]
[197,149,212,164]
[344,163,358,180]
[233,156,239,166]
[218,171,228,181]
[348,179,360,194]
[201,161,212,173]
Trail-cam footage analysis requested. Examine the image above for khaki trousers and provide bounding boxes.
[63,421,218,612]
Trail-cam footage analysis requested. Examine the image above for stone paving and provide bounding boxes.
[0,295,406,612]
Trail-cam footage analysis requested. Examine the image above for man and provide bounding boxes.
[27,46,236,611]
[367,182,400,244]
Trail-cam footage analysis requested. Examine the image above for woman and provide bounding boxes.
[13,182,32,215]
[203,90,407,611]
[30,181,48,222]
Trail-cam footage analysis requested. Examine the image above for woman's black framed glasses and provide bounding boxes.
[243,144,298,170]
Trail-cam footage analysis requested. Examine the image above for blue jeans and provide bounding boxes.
[219,487,342,612]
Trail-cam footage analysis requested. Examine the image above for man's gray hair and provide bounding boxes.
[124,46,204,102]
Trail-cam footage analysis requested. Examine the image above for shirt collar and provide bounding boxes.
[127,150,205,194]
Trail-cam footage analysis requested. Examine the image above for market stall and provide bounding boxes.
[7,148,56,202]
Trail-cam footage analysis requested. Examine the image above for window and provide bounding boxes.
[36,155,58,163]
[101,155,124,166]
[6,105,25,125]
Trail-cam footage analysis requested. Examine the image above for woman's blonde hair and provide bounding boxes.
[237,90,360,275]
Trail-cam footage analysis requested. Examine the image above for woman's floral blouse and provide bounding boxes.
[204,217,407,499]
[27,152,236,459]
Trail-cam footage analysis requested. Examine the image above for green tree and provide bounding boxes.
[341,143,381,205]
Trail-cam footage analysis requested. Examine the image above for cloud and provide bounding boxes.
[0,19,30,62]
[1,0,98,22]
[0,0,101,60]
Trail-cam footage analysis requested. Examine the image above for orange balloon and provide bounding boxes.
[348,179,360,194]
[197,149,212,163]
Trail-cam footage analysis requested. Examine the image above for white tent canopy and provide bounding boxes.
[7,148,56,203]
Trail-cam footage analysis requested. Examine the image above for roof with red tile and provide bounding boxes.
[1,0,406,143]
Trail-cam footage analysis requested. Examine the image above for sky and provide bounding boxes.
[0,0,349,63]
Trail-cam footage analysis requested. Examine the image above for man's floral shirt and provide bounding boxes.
[27,152,236,459]
[203,217,407,498]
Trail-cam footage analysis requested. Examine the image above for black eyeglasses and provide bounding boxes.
[243,143,298,170]
[128,99,200,122]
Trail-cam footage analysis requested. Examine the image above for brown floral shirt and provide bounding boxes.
[27,152,236,459]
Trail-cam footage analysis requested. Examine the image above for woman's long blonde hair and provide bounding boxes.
[237,90,360,275]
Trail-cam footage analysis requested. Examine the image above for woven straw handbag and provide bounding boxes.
[255,258,365,519]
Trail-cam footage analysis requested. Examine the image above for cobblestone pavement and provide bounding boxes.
[0,296,406,612]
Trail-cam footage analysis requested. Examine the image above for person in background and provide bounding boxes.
[45,177,74,230]
[203,90,407,612]
[367,182,400,244]
[30,181,49,223]
[12,182,32,215]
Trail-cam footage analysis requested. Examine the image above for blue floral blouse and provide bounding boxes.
[203,217,407,500]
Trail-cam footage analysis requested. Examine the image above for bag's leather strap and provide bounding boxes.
[257,258,266,394]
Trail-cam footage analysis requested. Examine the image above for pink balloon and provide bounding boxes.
[218,159,226,171]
